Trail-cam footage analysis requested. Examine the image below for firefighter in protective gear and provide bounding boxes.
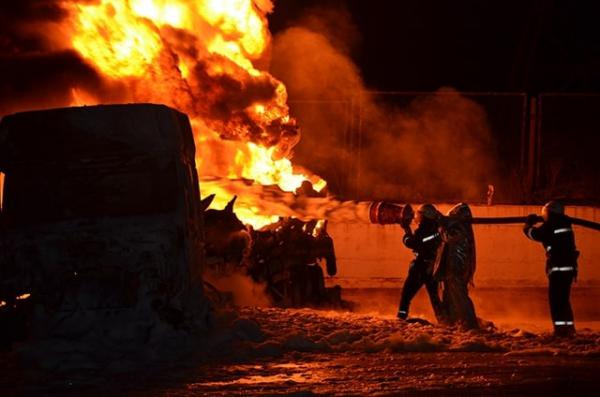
[524,200,579,337]
[436,203,479,329]
[397,204,443,320]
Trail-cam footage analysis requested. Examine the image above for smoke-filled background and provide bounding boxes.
[270,5,497,202]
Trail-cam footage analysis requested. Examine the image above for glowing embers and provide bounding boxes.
[0,293,31,308]
[16,293,31,301]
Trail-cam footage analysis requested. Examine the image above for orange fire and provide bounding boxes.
[65,0,325,228]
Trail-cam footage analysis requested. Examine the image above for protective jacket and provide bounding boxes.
[398,218,443,320]
[524,213,578,336]
[524,214,579,274]
[434,204,478,329]
[437,218,476,285]
[402,219,442,263]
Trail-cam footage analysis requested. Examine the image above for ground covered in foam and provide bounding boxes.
[159,307,600,396]
[233,307,600,357]
[4,305,600,396]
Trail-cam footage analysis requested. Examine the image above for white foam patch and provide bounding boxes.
[232,307,600,357]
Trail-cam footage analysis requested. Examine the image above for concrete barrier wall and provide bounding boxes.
[329,205,600,287]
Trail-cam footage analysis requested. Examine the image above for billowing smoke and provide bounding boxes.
[0,50,125,115]
[271,6,497,202]
[204,271,271,307]
[0,1,112,115]
[0,1,75,53]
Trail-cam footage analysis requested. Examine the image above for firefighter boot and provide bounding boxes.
[554,323,576,338]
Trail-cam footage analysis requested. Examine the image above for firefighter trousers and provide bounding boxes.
[398,259,441,319]
[548,269,575,336]
[441,277,479,329]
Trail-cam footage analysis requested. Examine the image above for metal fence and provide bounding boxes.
[355,91,527,203]
[535,94,600,203]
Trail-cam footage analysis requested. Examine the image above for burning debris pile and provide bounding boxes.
[201,194,346,308]
[247,217,339,307]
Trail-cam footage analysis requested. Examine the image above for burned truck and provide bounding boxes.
[248,217,340,307]
[0,104,210,359]
[201,194,342,308]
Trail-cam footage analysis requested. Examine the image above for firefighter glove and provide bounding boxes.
[526,213,538,226]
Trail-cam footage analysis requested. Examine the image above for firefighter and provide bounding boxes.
[437,203,479,329]
[397,204,443,321]
[524,200,579,337]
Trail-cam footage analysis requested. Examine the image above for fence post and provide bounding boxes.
[0,171,4,211]
[527,95,539,196]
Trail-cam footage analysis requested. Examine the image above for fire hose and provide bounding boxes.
[471,216,600,231]
[368,201,600,232]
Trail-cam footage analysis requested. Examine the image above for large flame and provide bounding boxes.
[66,0,325,228]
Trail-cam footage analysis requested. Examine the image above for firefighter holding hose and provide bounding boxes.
[524,201,579,337]
[397,204,444,321]
[436,203,479,329]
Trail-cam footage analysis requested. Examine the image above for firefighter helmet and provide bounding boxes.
[416,203,439,221]
[542,200,565,221]
[447,202,473,220]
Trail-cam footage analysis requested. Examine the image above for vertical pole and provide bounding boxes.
[527,95,538,195]
[520,93,528,174]
[535,94,543,194]
[356,91,363,201]
[347,95,355,199]
[0,171,4,211]
[518,93,529,202]
[342,98,349,198]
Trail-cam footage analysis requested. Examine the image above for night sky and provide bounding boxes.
[269,0,600,93]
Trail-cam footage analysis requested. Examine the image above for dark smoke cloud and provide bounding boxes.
[0,1,93,53]
[286,6,361,57]
[0,0,71,21]
[0,1,117,116]
[358,89,496,201]
[0,51,125,116]
[154,24,301,153]
[191,58,295,148]
[271,6,498,202]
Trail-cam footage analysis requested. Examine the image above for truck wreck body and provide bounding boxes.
[0,104,209,363]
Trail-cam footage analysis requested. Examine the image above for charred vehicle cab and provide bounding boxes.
[0,104,209,355]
